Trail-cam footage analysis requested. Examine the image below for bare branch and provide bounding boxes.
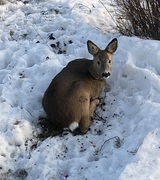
[113,0,160,40]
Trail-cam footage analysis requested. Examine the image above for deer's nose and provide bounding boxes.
[102,72,110,78]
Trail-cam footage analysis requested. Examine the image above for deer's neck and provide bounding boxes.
[88,63,99,80]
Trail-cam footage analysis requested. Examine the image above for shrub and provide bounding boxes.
[114,0,160,40]
[0,0,6,5]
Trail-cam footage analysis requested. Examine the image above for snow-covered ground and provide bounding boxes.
[0,0,160,179]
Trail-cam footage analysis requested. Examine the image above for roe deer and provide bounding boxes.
[42,38,118,135]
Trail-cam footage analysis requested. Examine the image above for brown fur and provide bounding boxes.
[42,38,118,135]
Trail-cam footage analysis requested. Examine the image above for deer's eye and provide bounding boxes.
[97,61,100,65]
[109,60,111,63]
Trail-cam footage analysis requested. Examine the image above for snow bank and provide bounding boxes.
[0,0,160,179]
[120,129,160,180]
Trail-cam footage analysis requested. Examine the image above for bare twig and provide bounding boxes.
[71,3,91,14]
[99,136,121,152]
[30,23,53,51]
[99,0,118,27]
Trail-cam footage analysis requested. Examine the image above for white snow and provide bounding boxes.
[0,0,160,179]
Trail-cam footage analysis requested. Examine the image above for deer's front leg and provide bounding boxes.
[90,99,100,118]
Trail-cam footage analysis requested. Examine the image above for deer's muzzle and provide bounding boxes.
[102,72,110,78]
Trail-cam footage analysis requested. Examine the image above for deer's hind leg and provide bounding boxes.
[79,99,99,134]
[77,96,91,135]
[79,114,91,134]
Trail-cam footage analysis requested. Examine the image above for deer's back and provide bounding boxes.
[47,59,105,97]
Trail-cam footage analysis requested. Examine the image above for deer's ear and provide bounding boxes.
[105,38,118,54]
[87,40,100,55]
